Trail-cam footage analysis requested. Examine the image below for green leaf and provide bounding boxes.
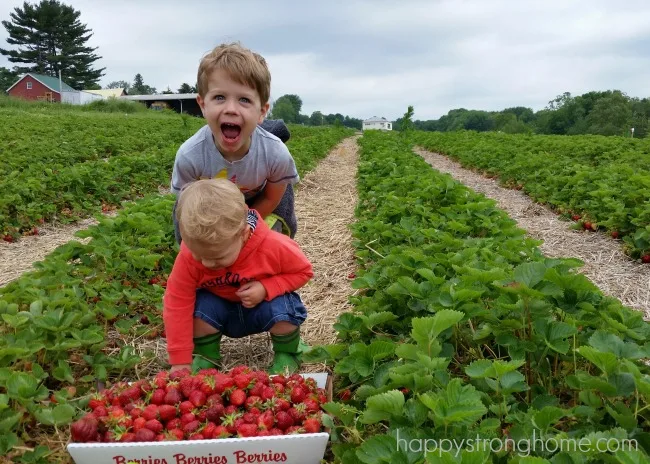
[465,359,493,379]
[0,432,19,455]
[0,410,22,433]
[412,310,464,347]
[420,378,487,428]
[513,262,547,288]
[576,346,619,375]
[360,390,405,424]
[531,406,566,431]
[356,435,397,464]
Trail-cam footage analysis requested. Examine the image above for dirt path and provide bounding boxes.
[415,147,650,319]
[220,136,360,370]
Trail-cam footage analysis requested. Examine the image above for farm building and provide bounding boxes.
[362,116,392,131]
[85,88,128,99]
[5,72,102,104]
[121,93,202,116]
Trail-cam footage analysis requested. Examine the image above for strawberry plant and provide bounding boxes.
[413,130,650,260]
[306,131,650,463]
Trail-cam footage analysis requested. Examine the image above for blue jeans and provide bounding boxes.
[193,289,308,338]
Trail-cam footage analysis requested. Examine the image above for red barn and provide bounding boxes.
[6,72,77,102]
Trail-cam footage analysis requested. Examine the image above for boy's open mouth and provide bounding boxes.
[221,123,241,141]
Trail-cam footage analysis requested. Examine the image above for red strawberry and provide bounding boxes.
[183,420,201,435]
[237,423,258,437]
[93,405,108,418]
[2,235,13,243]
[145,419,163,434]
[189,433,205,440]
[214,425,230,438]
[120,432,136,442]
[245,396,262,411]
[286,425,303,434]
[169,368,191,380]
[348,273,356,279]
[290,387,306,404]
[142,405,159,421]
[243,412,257,424]
[203,421,218,439]
[207,393,223,406]
[269,428,284,436]
[261,386,276,401]
[257,429,271,437]
[231,365,250,376]
[230,389,247,407]
[135,428,156,442]
[180,412,196,425]
[642,255,650,264]
[158,405,177,422]
[339,389,352,401]
[234,373,254,390]
[179,400,195,415]
[271,375,286,386]
[611,231,620,239]
[189,390,207,407]
[166,418,182,431]
[304,399,320,413]
[179,376,196,398]
[153,371,169,389]
[303,417,321,433]
[133,417,147,431]
[288,405,306,423]
[583,221,593,230]
[150,389,166,405]
[88,395,106,411]
[206,404,225,423]
[274,411,293,431]
[70,417,99,442]
[214,374,235,394]
[164,388,182,405]
[258,410,274,430]
[571,214,581,221]
[200,376,217,396]
[249,382,265,397]
[166,429,184,440]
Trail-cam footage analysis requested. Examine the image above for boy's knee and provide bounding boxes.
[269,321,298,335]
[194,317,220,337]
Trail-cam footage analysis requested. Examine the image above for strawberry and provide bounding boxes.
[179,376,196,398]
[88,394,106,411]
[234,373,254,390]
[150,389,166,405]
[133,417,147,431]
[118,386,142,406]
[611,231,620,239]
[214,425,230,438]
[261,386,276,401]
[166,429,184,440]
[93,405,108,418]
[135,428,156,442]
[304,399,320,413]
[229,389,247,407]
[286,425,303,434]
[583,221,593,230]
[642,255,650,264]
[290,387,306,404]
[203,421,218,439]
[179,401,195,415]
[70,417,99,442]
[258,410,274,430]
[145,419,163,434]
[164,388,182,405]
[180,412,196,425]
[303,417,321,433]
[274,411,293,431]
[288,404,306,423]
[189,433,205,440]
[237,423,258,437]
[571,214,581,221]
[269,428,284,436]
[338,389,352,401]
[206,404,225,423]
[120,432,136,442]
[197,409,208,422]
[183,420,201,435]
[249,382,265,397]
[200,376,217,396]
[214,374,235,394]
[207,393,223,406]
[169,368,191,381]
[245,396,262,411]
[231,365,250,376]
[142,405,159,421]
[153,371,169,389]
[189,390,207,407]
[166,418,182,431]
[243,412,258,424]
[257,429,271,437]
[158,404,177,422]
[271,375,286,386]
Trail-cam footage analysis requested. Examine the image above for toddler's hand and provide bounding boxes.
[236,281,267,308]
[170,364,191,373]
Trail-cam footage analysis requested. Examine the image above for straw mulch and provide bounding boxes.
[414,147,650,320]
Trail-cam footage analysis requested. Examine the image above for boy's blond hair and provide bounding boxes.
[197,42,271,105]
[176,179,247,246]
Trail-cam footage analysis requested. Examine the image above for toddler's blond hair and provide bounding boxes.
[176,179,247,246]
[197,42,271,105]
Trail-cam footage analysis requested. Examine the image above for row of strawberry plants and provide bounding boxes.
[412,130,650,260]
[0,125,352,462]
[306,131,650,463]
[0,108,205,177]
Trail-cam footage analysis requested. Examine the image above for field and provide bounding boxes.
[0,102,649,464]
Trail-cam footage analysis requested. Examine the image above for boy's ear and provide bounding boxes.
[196,94,206,117]
[258,102,270,124]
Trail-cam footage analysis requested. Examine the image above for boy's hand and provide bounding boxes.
[236,281,267,308]
[170,364,191,373]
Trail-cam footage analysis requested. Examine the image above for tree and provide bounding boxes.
[106,80,131,93]
[0,0,105,89]
[282,94,302,114]
[309,111,324,126]
[269,99,296,123]
[131,73,156,95]
[161,86,173,94]
[399,105,415,134]
[0,67,19,93]
[177,82,196,94]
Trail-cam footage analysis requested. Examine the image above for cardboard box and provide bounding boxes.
[67,373,332,464]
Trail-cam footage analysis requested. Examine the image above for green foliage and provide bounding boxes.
[412,130,650,259]
[309,131,650,462]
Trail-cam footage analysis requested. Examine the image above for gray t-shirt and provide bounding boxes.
[170,125,299,199]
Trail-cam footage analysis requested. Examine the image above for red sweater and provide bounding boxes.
[162,210,313,365]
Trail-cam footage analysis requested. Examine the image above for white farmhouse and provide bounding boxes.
[362,116,392,131]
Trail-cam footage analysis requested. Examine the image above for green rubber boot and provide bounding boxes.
[191,332,222,372]
[269,329,310,375]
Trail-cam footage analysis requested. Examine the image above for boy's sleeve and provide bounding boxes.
[259,239,314,300]
[267,143,300,185]
[162,251,200,365]
[171,149,198,195]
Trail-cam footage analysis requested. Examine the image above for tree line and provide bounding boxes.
[394,90,650,138]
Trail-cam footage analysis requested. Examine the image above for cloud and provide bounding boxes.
[1,0,650,120]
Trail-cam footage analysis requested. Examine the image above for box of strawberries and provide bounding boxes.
[67,366,332,464]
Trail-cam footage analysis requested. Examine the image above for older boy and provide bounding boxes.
[162,179,312,374]
[170,42,299,242]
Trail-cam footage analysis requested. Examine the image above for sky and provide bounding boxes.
[1,0,650,121]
